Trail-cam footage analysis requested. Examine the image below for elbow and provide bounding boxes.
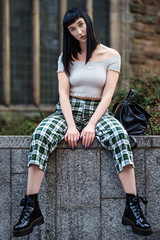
[102,94,112,105]
[59,90,69,100]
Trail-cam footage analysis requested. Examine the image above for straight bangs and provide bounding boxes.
[63,9,82,28]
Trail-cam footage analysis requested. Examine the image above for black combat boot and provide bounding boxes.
[13,194,44,237]
[122,193,152,236]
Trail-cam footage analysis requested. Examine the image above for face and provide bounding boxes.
[67,18,87,42]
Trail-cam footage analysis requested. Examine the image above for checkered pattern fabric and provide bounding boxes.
[28,97,134,173]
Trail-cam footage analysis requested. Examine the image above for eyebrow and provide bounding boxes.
[68,20,83,30]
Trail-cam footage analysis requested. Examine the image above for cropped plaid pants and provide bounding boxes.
[28,97,134,174]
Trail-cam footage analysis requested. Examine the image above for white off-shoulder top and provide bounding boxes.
[57,53,121,98]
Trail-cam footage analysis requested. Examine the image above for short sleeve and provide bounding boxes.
[107,54,121,73]
[57,53,64,73]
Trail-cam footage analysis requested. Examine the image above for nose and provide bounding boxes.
[77,28,82,35]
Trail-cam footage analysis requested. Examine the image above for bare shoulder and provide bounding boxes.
[100,44,120,58]
[93,44,120,61]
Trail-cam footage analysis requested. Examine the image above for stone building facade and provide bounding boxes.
[129,0,160,77]
[111,0,160,86]
[0,0,159,114]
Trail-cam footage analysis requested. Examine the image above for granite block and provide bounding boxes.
[102,199,145,240]
[146,149,160,232]
[101,149,124,198]
[57,138,101,149]
[56,149,100,207]
[136,136,151,148]
[0,183,11,240]
[0,136,160,238]
[0,136,31,148]
[28,228,39,240]
[152,136,160,147]
[12,234,28,240]
[11,149,55,174]
[133,149,145,196]
[101,149,145,198]
[12,174,28,226]
[56,207,100,240]
[39,173,56,239]
[145,233,160,240]
[11,149,29,173]
[12,173,56,239]
[46,151,56,173]
[0,149,10,182]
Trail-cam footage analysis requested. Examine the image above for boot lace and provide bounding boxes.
[131,195,148,220]
[19,196,34,221]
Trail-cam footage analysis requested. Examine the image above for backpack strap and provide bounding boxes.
[125,89,135,102]
[129,135,137,150]
[112,102,119,116]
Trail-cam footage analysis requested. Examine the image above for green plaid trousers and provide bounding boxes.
[28,97,134,174]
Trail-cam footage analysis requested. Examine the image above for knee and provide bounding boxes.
[115,122,129,139]
[31,124,49,143]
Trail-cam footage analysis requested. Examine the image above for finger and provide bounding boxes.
[64,133,68,143]
[82,133,86,146]
[83,134,89,148]
[80,131,83,139]
[70,135,74,149]
[67,135,71,147]
[88,133,95,147]
[86,133,93,148]
[77,132,80,141]
[85,134,92,148]
[90,134,95,145]
[73,135,78,148]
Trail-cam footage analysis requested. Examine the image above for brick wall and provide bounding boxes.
[129,0,160,77]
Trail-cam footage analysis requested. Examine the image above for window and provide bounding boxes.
[0,0,111,107]
[10,0,33,104]
[40,0,59,104]
[67,0,86,10]
[93,0,110,46]
[0,0,3,104]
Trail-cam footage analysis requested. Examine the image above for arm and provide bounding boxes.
[58,72,80,148]
[81,70,120,147]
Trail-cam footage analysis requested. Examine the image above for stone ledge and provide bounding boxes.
[0,135,159,149]
[0,136,31,148]
[0,136,160,239]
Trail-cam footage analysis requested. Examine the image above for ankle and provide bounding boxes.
[125,192,137,197]
[26,192,39,197]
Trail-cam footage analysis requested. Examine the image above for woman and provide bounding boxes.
[13,8,151,237]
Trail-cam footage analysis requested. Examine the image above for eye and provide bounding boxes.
[79,23,83,27]
[70,28,75,32]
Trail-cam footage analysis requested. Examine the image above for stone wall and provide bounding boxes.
[0,136,160,240]
[129,0,160,77]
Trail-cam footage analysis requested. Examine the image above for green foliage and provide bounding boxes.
[0,120,39,135]
[0,108,47,135]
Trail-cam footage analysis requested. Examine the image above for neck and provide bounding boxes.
[80,42,87,54]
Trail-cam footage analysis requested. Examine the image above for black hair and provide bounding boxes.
[62,8,99,75]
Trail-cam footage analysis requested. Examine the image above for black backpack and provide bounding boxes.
[112,89,153,149]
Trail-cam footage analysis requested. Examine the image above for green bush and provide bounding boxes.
[0,120,39,135]
[0,108,46,136]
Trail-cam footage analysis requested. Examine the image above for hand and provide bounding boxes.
[81,123,95,149]
[64,125,80,149]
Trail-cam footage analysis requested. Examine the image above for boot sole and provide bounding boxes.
[122,216,152,236]
[13,215,44,237]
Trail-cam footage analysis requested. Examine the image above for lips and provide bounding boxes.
[80,35,86,39]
